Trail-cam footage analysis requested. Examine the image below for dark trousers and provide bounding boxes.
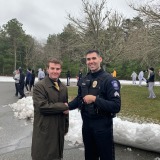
[25,80,29,91]
[67,78,70,86]
[82,115,115,160]
[29,83,34,91]
[15,83,19,96]
[18,83,25,97]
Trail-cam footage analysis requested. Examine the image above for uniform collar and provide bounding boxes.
[90,69,104,78]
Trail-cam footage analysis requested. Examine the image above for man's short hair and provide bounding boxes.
[47,58,62,68]
[86,50,101,56]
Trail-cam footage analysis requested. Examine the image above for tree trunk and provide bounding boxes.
[14,40,17,70]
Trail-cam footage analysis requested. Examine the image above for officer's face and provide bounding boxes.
[86,52,102,73]
[47,62,62,80]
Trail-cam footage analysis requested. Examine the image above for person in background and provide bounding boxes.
[146,67,156,99]
[66,70,71,86]
[158,69,160,84]
[25,68,32,92]
[38,68,45,80]
[43,68,48,76]
[13,69,20,96]
[112,69,117,77]
[67,50,121,160]
[77,68,83,85]
[18,68,26,99]
[138,70,146,86]
[29,69,35,92]
[31,58,69,160]
[131,71,137,84]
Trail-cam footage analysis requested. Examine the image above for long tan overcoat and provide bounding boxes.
[31,76,69,160]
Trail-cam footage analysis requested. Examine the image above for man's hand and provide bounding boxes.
[83,95,96,104]
[63,110,69,114]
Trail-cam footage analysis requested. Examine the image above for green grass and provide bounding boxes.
[68,85,160,124]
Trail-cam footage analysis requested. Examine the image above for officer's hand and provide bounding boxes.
[83,95,96,104]
[63,103,69,114]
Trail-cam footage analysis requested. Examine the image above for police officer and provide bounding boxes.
[68,50,121,160]
[66,70,71,86]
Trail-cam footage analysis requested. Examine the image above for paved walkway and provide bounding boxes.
[0,82,159,160]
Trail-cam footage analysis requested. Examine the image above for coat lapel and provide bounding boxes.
[44,76,65,92]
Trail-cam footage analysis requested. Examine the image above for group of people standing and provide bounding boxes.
[13,67,48,98]
[13,67,35,99]
[131,67,157,99]
[25,68,36,93]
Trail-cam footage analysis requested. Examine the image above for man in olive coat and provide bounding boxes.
[31,58,69,160]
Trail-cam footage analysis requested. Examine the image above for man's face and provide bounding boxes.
[47,62,62,80]
[86,52,102,72]
[16,70,19,74]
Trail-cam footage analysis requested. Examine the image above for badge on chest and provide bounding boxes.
[92,81,98,88]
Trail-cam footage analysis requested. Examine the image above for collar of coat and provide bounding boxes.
[44,75,66,90]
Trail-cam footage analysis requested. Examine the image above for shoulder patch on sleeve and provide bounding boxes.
[111,80,119,90]
[114,91,120,97]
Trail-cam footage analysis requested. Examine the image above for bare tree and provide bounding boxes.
[101,12,124,65]
[67,0,126,68]
[130,0,160,24]
[128,0,160,66]
[31,40,45,69]
[67,0,110,50]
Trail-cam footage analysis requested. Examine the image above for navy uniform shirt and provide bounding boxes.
[69,69,121,117]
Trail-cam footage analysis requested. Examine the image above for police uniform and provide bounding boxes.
[69,69,121,160]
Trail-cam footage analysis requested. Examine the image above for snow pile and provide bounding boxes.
[9,96,34,120]
[114,117,160,153]
[65,109,82,144]
[8,97,160,153]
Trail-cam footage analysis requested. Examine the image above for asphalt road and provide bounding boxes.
[0,82,160,160]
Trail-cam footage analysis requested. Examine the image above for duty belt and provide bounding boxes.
[95,108,115,117]
[83,104,113,117]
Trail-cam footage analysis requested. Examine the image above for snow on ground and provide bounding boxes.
[8,97,160,153]
[1,76,160,86]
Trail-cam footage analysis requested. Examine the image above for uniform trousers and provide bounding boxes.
[82,114,115,160]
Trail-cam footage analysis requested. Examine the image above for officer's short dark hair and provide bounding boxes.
[86,50,101,56]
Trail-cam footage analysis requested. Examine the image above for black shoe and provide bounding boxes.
[19,96,23,99]
[18,95,26,99]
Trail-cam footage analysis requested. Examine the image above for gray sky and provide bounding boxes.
[0,0,141,40]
